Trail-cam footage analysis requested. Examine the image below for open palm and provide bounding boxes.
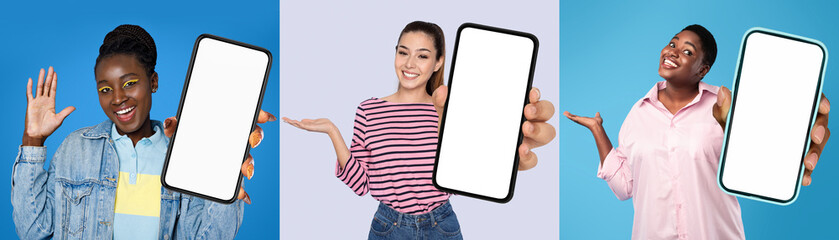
[25,67,75,142]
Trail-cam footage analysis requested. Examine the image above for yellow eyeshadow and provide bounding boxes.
[98,86,112,92]
[123,79,139,88]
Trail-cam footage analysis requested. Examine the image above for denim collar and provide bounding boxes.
[81,119,164,139]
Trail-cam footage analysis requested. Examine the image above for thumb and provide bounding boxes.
[57,106,75,121]
[432,85,448,129]
[164,117,178,138]
[713,86,732,128]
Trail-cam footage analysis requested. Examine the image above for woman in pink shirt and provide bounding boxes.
[565,24,831,239]
[284,21,556,239]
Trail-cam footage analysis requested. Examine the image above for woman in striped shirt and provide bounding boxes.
[284,21,556,240]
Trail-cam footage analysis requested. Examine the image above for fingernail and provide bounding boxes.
[527,105,537,117]
[814,126,825,144]
[821,99,830,113]
[268,113,277,122]
[243,193,251,204]
[806,153,818,170]
[524,122,533,135]
[534,88,541,99]
[247,164,254,180]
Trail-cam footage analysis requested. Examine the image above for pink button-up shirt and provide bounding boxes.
[599,81,745,240]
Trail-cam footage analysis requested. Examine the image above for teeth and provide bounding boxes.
[664,59,678,67]
[403,71,419,78]
[116,106,135,115]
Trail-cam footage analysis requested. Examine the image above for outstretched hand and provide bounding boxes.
[163,110,276,204]
[23,66,76,146]
[432,86,556,171]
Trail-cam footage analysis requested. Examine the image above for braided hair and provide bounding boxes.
[95,24,157,77]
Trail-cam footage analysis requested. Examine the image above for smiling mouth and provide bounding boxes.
[114,106,136,122]
[403,71,419,79]
[663,58,679,68]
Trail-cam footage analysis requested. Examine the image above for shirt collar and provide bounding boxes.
[643,80,719,106]
[110,122,164,145]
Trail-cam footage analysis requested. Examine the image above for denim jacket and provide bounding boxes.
[11,120,244,240]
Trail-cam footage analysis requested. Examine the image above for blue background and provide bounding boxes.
[561,1,839,239]
[0,1,279,238]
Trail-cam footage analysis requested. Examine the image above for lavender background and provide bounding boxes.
[279,1,559,238]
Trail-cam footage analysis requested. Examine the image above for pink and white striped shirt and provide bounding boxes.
[599,81,745,239]
[336,98,450,214]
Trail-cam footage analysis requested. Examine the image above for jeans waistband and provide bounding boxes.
[375,201,453,227]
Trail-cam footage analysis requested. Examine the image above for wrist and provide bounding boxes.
[22,136,45,147]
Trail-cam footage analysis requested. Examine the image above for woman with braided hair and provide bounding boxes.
[12,24,272,239]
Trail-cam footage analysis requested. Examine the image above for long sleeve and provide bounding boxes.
[335,106,372,196]
[174,195,245,240]
[597,114,635,201]
[11,146,56,239]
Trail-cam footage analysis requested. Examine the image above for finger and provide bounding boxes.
[563,111,585,125]
[805,127,829,171]
[36,68,45,97]
[713,86,732,127]
[56,106,75,122]
[524,99,555,122]
[43,67,54,98]
[164,117,178,138]
[257,110,277,123]
[529,87,541,103]
[241,154,254,180]
[522,121,556,149]
[518,143,538,171]
[802,170,812,186]
[237,187,251,204]
[50,71,58,99]
[26,78,33,101]
[819,94,830,115]
[811,114,829,145]
[249,125,264,148]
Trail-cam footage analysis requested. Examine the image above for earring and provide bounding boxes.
[152,88,157,93]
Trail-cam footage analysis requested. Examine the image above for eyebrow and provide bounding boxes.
[97,73,138,84]
[671,36,698,51]
[396,45,432,53]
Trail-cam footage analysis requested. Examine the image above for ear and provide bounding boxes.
[434,56,445,72]
[150,72,159,93]
[697,64,710,79]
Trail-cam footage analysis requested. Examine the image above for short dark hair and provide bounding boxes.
[95,24,157,77]
[682,24,716,68]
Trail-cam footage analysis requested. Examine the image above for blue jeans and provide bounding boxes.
[368,201,463,240]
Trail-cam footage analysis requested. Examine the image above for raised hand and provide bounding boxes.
[23,67,76,146]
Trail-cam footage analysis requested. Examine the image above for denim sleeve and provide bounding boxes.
[11,146,55,239]
[174,194,244,240]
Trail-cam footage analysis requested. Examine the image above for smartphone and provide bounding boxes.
[432,23,538,203]
[161,34,272,204]
[718,28,827,205]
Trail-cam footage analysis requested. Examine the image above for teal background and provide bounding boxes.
[561,0,839,239]
[0,1,279,238]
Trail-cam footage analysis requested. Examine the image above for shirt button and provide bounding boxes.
[131,153,137,158]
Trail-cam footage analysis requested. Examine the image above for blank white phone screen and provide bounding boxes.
[721,32,824,201]
[435,27,535,200]
[165,37,269,201]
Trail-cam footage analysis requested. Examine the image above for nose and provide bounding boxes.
[406,55,417,68]
[111,88,128,106]
[663,48,677,59]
